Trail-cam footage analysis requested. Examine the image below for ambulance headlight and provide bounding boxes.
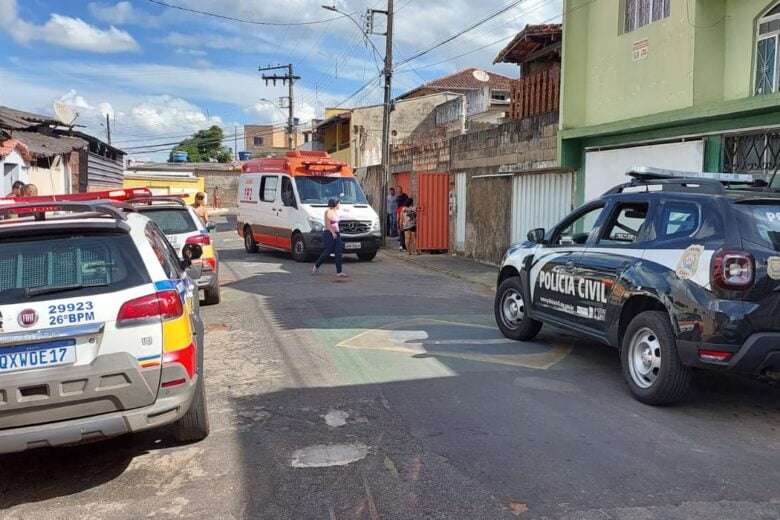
[370,219,381,231]
[308,217,324,232]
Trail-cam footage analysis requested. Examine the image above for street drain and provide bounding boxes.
[290,443,368,468]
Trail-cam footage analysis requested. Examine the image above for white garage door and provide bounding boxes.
[584,141,705,202]
[511,171,574,244]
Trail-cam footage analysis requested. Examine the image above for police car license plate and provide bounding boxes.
[0,339,76,374]
[344,242,361,250]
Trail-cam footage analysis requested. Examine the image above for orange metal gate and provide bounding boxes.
[416,172,449,251]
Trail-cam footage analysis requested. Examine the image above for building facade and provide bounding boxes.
[560,0,780,202]
[243,124,305,157]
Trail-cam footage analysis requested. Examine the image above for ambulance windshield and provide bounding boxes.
[295,177,368,205]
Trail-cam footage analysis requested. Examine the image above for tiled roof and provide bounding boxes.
[9,130,88,157]
[494,24,562,65]
[0,138,32,161]
[398,68,514,99]
[0,106,60,130]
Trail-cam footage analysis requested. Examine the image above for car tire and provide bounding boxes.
[494,277,542,341]
[174,374,210,443]
[621,311,691,405]
[291,233,310,262]
[203,284,221,305]
[357,251,377,261]
[244,226,259,254]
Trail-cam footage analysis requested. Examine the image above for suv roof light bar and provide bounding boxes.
[627,166,755,183]
[0,200,133,221]
[126,196,188,207]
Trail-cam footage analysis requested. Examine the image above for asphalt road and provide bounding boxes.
[2,214,780,520]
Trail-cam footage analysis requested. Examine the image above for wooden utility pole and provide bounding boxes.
[378,0,394,246]
[259,64,301,150]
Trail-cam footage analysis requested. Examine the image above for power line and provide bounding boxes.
[146,0,348,26]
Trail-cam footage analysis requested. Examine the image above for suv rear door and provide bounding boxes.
[0,228,165,429]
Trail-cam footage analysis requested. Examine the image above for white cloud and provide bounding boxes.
[88,1,162,27]
[174,48,208,57]
[0,0,139,53]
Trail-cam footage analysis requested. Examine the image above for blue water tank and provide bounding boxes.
[172,151,188,163]
[238,151,252,161]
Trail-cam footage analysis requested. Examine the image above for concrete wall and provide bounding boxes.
[562,0,780,130]
[0,149,27,194]
[450,113,560,264]
[197,169,241,207]
[27,155,68,196]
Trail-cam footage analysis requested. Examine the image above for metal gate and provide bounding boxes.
[511,171,574,244]
[393,171,411,196]
[454,172,466,252]
[417,172,450,251]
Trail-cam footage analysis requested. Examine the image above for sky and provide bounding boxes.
[0,0,561,161]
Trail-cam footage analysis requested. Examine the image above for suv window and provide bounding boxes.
[137,207,199,234]
[552,205,605,246]
[659,202,699,239]
[0,232,150,304]
[599,203,649,245]
[145,225,182,280]
[746,204,780,251]
[261,176,278,203]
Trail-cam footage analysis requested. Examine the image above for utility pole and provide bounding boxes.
[105,113,112,145]
[378,0,394,247]
[234,124,238,160]
[259,64,301,151]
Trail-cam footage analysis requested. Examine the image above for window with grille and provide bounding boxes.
[755,3,780,95]
[624,0,671,33]
[723,130,780,180]
[253,136,264,146]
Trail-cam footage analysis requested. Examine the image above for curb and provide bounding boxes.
[379,250,495,293]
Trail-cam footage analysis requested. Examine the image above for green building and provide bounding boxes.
[560,0,780,202]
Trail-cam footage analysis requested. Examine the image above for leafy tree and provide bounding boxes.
[170,125,232,163]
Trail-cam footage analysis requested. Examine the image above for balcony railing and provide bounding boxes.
[509,64,561,119]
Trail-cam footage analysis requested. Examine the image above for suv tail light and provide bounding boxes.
[186,234,211,246]
[116,290,184,327]
[711,249,754,290]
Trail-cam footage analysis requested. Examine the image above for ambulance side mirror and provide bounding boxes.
[527,228,546,244]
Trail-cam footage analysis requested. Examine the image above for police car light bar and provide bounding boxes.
[0,187,152,207]
[627,166,755,184]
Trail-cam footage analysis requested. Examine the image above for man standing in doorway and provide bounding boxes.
[386,187,398,237]
[396,185,410,208]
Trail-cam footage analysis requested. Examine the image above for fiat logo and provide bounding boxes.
[17,309,38,328]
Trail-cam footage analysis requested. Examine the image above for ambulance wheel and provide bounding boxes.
[621,311,691,406]
[291,233,310,262]
[357,251,377,261]
[174,374,210,442]
[244,226,258,253]
[203,285,221,305]
[495,277,542,341]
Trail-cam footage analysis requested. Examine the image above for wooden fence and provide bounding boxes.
[509,64,561,120]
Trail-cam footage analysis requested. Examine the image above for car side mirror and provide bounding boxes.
[527,228,546,244]
[206,221,216,232]
[181,243,203,264]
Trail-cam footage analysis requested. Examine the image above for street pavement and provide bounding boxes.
[2,213,780,520]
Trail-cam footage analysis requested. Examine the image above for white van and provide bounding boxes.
[237,151,381,262]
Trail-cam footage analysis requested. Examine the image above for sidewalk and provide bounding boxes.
[380,243,498,293]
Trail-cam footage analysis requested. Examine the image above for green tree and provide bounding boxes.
[170,125,232,163]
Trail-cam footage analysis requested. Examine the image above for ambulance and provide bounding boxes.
[237,151,381,262]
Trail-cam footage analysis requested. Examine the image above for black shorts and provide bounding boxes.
[405,226,416,233]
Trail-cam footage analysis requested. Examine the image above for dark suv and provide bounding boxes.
[495,168,780,405]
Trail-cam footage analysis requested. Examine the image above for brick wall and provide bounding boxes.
[196,169,241,207]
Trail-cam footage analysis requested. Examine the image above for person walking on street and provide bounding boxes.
[402,199,420,256]
[312,197,348,277]
[386,187,398,237]
[5,181,24,198]
[192,192,209,224]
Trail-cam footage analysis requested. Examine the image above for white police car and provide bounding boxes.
[497,168,780,405]
[0,200,209,453]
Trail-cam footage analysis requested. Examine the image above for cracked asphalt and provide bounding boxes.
[2,213,780,520]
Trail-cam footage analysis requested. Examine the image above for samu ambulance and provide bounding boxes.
[237,150,381,262]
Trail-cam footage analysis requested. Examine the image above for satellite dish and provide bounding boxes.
[53,101,78,126]
[472,69,490,82]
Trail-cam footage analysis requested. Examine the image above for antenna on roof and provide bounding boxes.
[472,69,490,82]
[52,101,78,127]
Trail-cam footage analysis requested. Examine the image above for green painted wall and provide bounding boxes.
[561,0,780,130]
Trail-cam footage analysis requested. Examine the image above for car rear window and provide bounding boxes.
[0,233,150,304]
[137,208,198,235]
[743,205,780,251]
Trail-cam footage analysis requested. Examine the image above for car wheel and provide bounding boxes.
[244,226,259,253]
[173,374,210,443]
[203,284,221,305]
[494,277,542,341]
[357,251,377,261]
[291,233,310,262]
[621,311,691,405]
